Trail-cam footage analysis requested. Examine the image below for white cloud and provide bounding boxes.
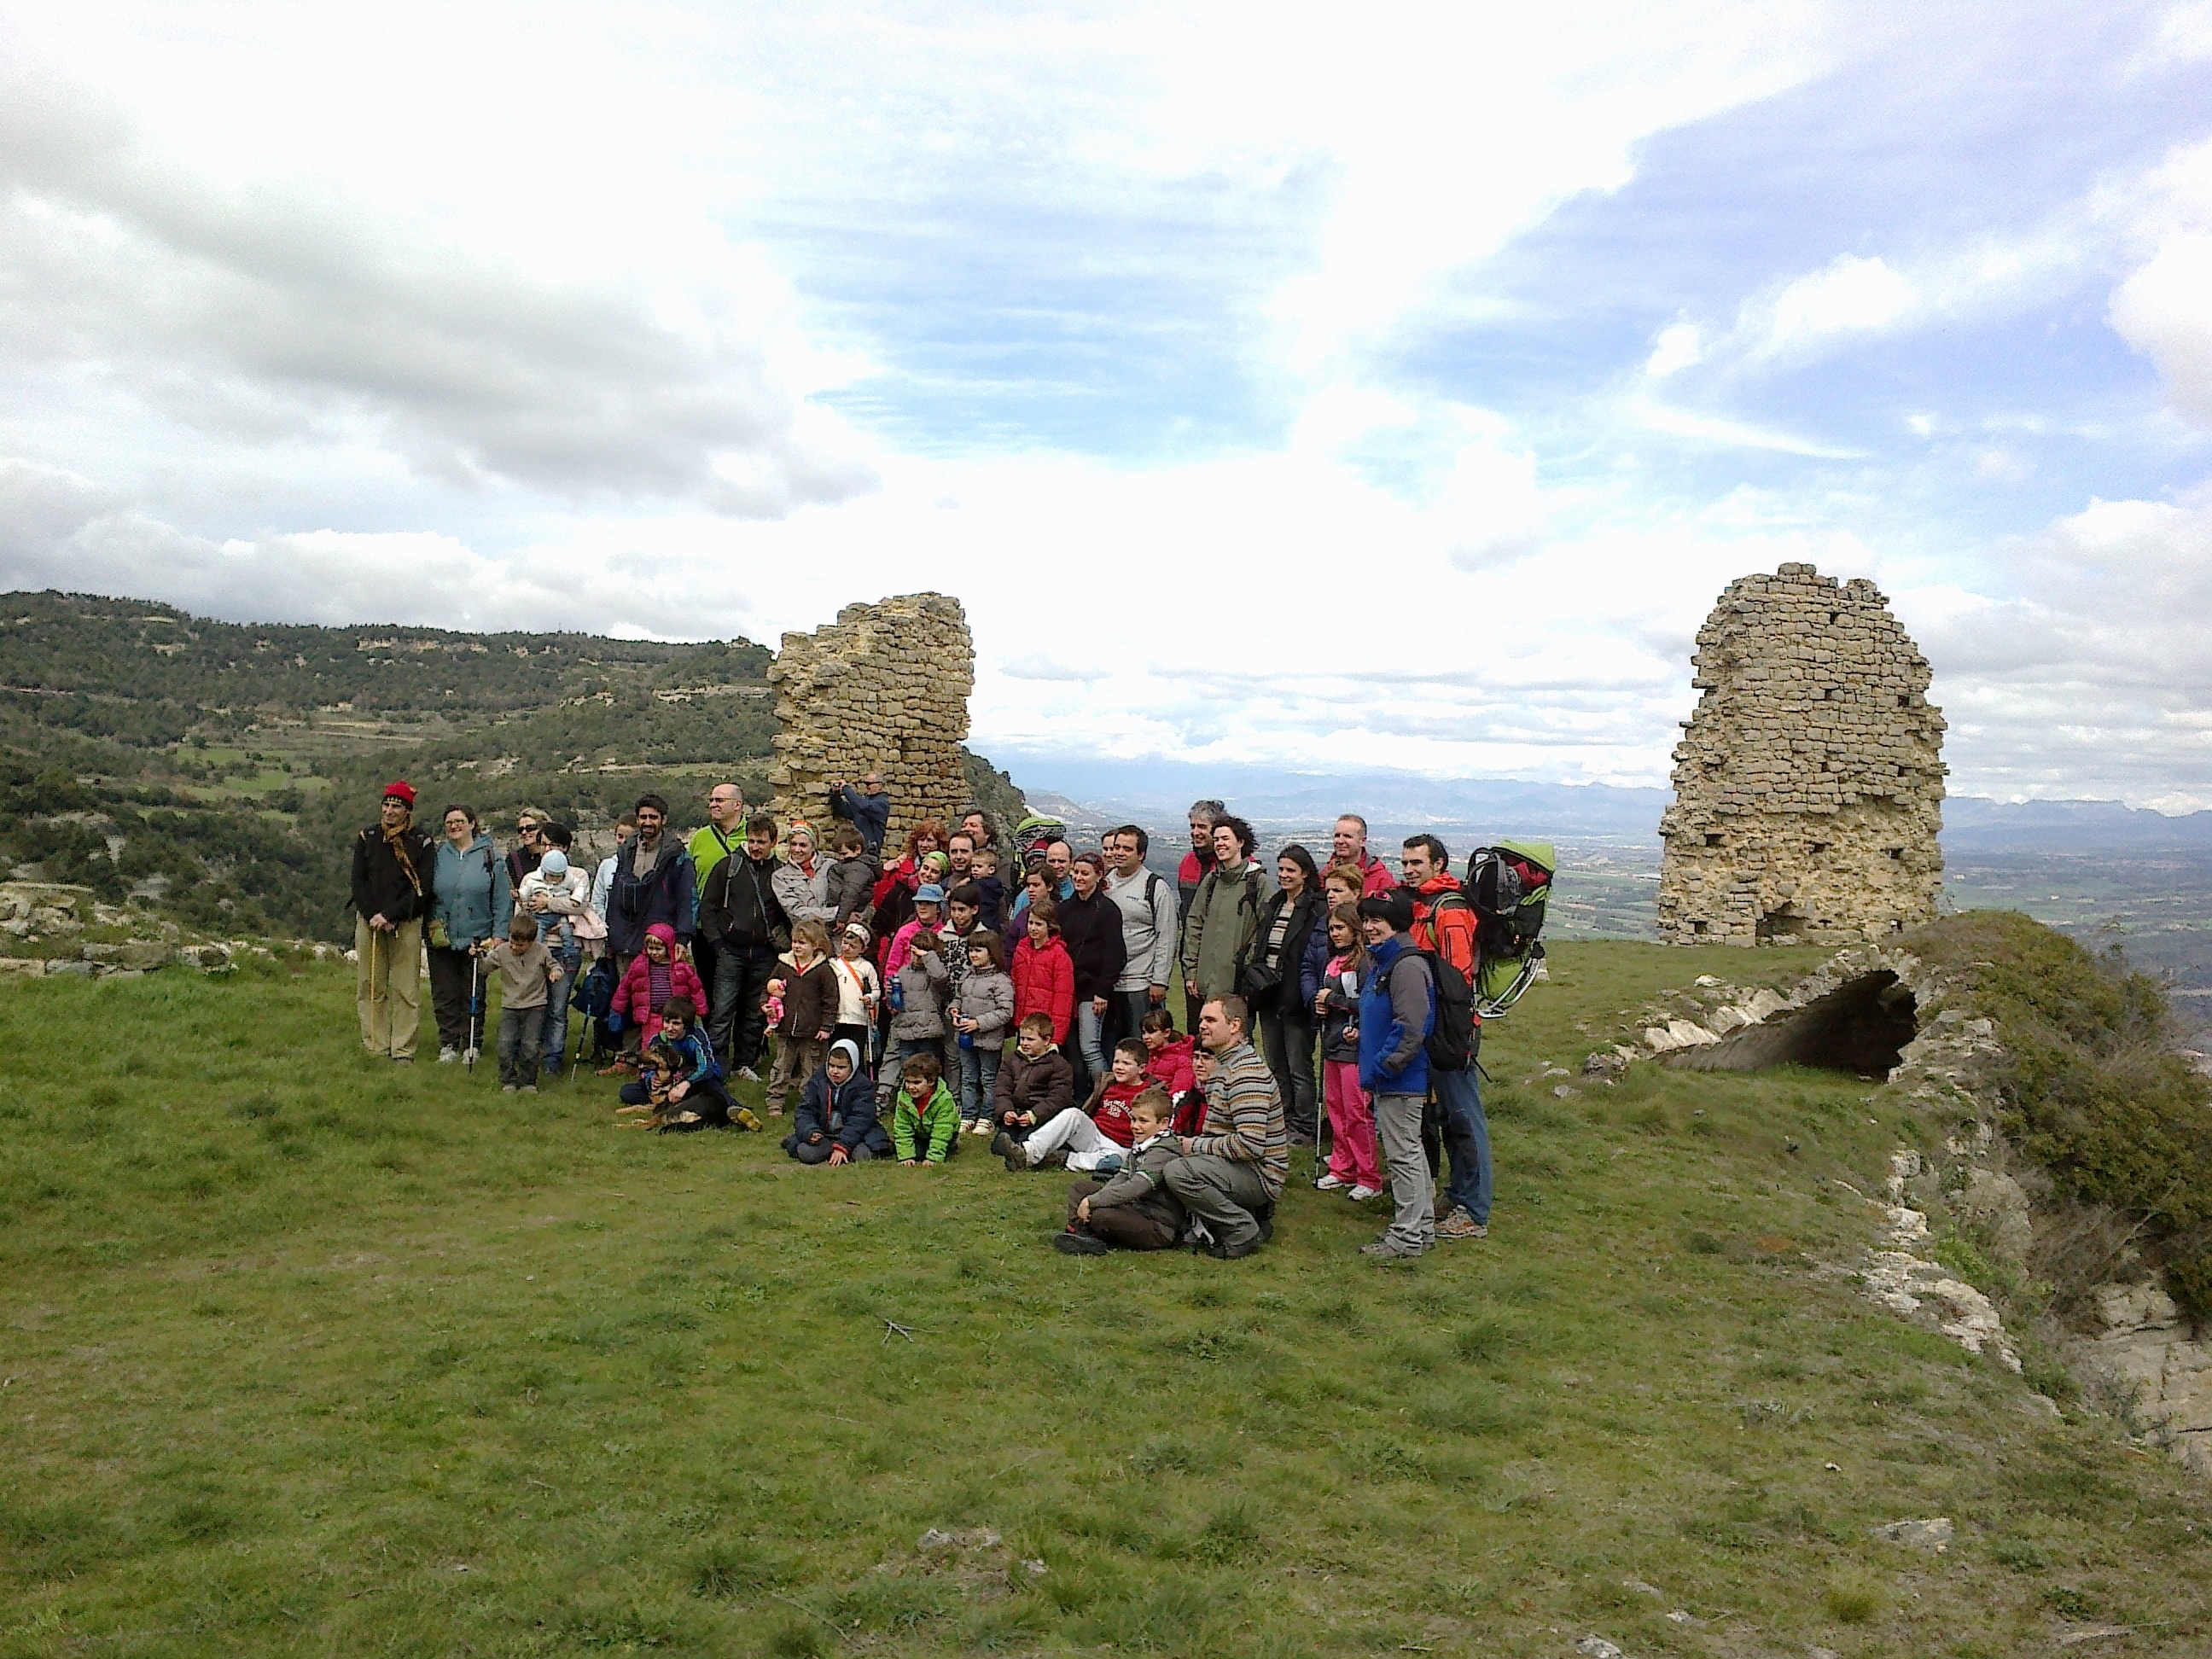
[2111,233,2212,424]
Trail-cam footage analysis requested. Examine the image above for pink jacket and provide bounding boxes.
[614,923,707,1046]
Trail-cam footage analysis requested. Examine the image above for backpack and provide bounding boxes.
[1466,841,1555,1016]
[1402,947,1476,1074]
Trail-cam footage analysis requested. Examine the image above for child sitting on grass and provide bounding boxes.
[784,1038,890,1164]
[1138,1009,1205,1134]
[615,997,754,1132]
[997,1038,1148,1172]
[611,922,705,1051]
[764,918,836,1117]
[893,1051,961,1166]
[1054,1086,1187,1254]
[992,1012,1074,1144]
[483,911,563,1093]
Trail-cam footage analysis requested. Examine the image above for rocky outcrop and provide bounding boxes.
[2092,1285,2212,1476]
[1657,563,1947,945]
[765,594,976,850]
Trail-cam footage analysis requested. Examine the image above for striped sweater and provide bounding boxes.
[1190,1039,1287,1198]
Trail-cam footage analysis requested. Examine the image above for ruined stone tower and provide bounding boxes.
[1656,563,1946,945]
[765,594,975,850]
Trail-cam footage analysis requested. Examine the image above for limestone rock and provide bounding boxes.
[766,594,976,850]
[1657,564,1945,945]
[2094,1284,2212,1469]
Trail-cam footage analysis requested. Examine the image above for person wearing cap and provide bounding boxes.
[427,802,511,1063]
[827,771,891,859]
[827,921,882,1068]
[884,881,947,982]
[351,781,437,1062]
[521,824,591,1077]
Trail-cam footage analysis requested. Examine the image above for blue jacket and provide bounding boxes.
[794,1063,892,1156]
[606,835,697,956]
[431,835,512,949]
[829,785,890,858]
[1358,934,1434,1098]
[1296,914,1335,1014]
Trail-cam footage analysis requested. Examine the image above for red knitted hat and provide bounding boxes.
[381,780,416,806]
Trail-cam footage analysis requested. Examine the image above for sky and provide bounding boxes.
[3,3,2212,808]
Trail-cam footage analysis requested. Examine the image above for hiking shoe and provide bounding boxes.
[992,1132,1027,1172]
[1054,1229,1110,1256]
[732,1108,763,1132]
[1347,1184,1384,1202]
[1437,1207,1488,1241]
[1314,1173,1349,1191]
[1361,1238,1425,1260]
[438,1045,457,1064]
[1208,1237,1261,1260]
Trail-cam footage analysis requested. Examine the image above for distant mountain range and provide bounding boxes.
[1000,755,2212,855]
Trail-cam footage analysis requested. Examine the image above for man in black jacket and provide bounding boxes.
[698,813,789,1080]
[605,794,696,968]
[351,781,436,1062]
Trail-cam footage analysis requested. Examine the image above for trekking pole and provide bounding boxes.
[467,950,481,1074]
[369,928,384,1057]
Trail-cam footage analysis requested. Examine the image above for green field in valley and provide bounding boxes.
[3,940,2208,1657]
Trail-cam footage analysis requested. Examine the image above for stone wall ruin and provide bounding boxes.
[765,593,975,850]
[1657,562,1947,945]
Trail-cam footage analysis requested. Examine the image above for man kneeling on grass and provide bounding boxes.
[785,1039,891,1164]
[1054,1086,1187,1255]
[614,997,755,1132]
[894,1051,962,1166]
[997,1038,1148,1173]
[1161,995,1287,1260]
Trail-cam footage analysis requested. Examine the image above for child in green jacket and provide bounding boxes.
[894,1051,962,1165]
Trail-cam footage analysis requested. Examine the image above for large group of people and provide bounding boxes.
[349,778,1511,1261]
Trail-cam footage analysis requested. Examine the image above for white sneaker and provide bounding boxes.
[1314,1173,1350,1191]
[1347,1185,1384,1202]
[736,1065,761,1083]
[462,1048,480,1068]
[437,1046,457,1064]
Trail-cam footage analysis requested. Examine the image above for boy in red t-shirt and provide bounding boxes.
[998,1039,1149,1172]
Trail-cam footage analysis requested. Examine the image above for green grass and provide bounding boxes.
[3,940,2209,1656]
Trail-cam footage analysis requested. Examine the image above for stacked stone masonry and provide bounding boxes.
[765,593,975,851]
[1657,562,1947,945]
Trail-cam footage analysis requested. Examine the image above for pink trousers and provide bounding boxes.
[1321,1060,1384,1190]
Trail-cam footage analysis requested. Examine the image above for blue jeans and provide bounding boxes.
[1074,999,1109,1097]
[957,1041,1002,1121]
[1433,1064,1493,1225]
[540,941,581,1075]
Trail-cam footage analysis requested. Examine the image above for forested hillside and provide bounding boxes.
[0,591,1023,941]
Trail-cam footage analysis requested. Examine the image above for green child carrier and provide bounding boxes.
[1466,840,1555,1018]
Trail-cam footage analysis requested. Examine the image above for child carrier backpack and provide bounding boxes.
[1465,841,1555,1018]
[574,956,620,1062]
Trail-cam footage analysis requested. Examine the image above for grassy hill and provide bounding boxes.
[0,591,1024,942]
[3,936,2206,1656]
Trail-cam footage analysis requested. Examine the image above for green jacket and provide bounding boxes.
[689,824,737,897]
[894,1080,961,1163]
[1180,859,1266,1001]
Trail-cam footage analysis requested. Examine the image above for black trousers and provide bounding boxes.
[427,945,485,1052]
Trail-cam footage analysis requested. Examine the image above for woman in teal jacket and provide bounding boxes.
[428,804,513,1062]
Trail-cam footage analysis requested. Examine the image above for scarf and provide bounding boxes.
[383,817,422,894]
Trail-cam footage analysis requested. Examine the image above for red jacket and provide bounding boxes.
[614,923,707,1045]
[1356,853,1397,897]
[1409,873,1481,1025]
[1010,935,1075,1044]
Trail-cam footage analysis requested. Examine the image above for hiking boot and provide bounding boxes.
[1208,1237,1261,1260]
[1437,1206,1488,1241]
[992,1132,1027,1172]
[1361,1238,1425,1260]
[1054,1229,1110,1256]
[438,1045,457,1064]
[1251,1200,1275,1243]
[1314,1173,1349,1191]
[1347,1184,1383,1202]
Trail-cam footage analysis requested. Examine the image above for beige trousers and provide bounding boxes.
[356,916,424,1059]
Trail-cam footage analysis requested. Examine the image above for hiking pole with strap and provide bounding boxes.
[368,927,385,1057]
